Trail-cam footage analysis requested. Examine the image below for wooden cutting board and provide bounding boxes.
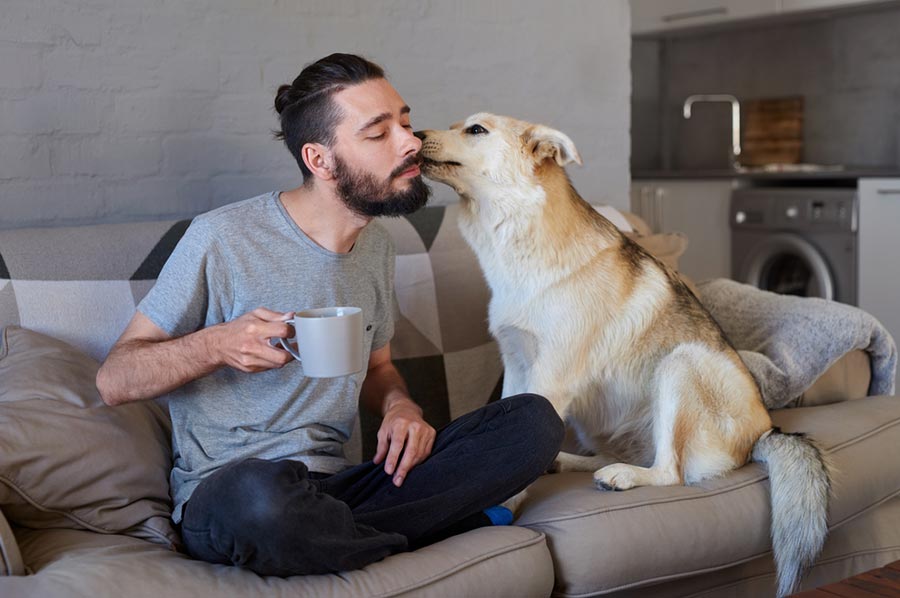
[742,96,803,166]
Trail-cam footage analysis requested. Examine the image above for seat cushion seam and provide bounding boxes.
[540,489,900,597]
[526,416,900,525]
[373,530,547,598]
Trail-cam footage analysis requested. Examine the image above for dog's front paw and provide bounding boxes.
[594,464,638,491]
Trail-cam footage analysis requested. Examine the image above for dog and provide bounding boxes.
[416,113,831,597]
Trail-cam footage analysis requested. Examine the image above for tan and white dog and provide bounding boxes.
[416,113,831,598]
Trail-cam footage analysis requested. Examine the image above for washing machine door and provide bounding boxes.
[740,233,835,300]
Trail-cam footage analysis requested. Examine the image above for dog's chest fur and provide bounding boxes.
[489,284,659,464]
[458,188,664,463]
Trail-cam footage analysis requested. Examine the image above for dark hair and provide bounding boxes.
[274,53,385,182]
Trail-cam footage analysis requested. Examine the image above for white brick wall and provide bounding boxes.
[0,0,631,229]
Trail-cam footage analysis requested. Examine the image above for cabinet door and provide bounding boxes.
[630,180,734,282]
[630,181,663,232]
[859,178,900,388]
[780,0,884,13]
[631,0,777,34]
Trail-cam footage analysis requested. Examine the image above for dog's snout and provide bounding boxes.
[413,130,427,141]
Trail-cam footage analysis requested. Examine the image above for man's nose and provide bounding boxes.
[402,126,422,155]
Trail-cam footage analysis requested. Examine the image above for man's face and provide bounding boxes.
[329,78,430,217]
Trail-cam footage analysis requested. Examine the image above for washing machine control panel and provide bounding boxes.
[731,189,857,233]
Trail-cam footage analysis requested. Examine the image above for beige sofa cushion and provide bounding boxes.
[0,326,177,548]
[517,395,900,596]
[3,525,552,598]
[0,508,24,577]
[799,349,871,407]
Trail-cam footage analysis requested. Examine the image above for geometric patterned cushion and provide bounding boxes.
[0,206,504,463]
[367,204,504,460]
[0,220,192,362]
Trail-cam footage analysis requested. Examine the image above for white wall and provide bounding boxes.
[0,0,631,229]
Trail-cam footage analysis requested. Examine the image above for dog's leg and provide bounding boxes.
[500,489,529,519]
[501,370,525,399]
[496,326,541,398]
[550,451,617,473]
[594,370,686,491]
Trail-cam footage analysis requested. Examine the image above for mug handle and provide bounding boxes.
[275,336,302,362]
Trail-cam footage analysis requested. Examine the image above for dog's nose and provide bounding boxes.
[413,130,427,141]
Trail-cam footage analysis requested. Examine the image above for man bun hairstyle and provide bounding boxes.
[274,53,385,182]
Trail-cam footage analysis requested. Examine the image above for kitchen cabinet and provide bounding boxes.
[779,0,886,13]
[631,0,778,35]
[858,178,900,384]
[630,179,736,282]
[631,0,886,34]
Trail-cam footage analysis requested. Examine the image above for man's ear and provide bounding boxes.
[301,143,334,180]
[522,125,582,167]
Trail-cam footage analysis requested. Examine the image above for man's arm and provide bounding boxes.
[96,308,294,406]
[360,343,436,487]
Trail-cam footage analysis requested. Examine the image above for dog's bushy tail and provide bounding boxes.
[751,428,831,598]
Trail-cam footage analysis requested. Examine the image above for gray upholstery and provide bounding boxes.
[2,526,553,598]
[0,326,177,548]
[517,396,900,596]
[0,509,24,577]
[1,207,898,597]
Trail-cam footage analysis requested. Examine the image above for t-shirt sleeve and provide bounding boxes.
[371,234,395,350]
[137,218,230,338]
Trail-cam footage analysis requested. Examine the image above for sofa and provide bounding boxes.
[1,202,899,598]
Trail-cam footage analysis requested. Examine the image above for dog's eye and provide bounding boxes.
[465,124,488,136]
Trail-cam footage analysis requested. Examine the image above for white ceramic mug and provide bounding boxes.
[276,307,365,378]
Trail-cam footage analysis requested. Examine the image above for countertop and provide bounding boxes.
[632,166,900,181]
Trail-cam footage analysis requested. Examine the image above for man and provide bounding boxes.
[96,53,563,576]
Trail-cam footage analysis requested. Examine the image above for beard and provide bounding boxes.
[332,153,431,218]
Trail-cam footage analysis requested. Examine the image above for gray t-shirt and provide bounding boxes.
[138,192,395,523]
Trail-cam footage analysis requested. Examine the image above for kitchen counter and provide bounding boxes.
[632,166,900,181]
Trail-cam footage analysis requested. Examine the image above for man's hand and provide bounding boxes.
[373,397,436,487]
[214,307,295,373]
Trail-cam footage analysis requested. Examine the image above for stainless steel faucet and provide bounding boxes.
[683,94,741,168]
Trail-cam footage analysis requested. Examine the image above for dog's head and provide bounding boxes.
[416,113,582,202]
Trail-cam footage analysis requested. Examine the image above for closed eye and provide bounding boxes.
[465,124,488,135]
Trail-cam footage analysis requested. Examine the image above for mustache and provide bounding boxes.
[390,154,423,179]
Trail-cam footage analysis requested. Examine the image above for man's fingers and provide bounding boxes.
[251,307,294,322]
[260,344,293,366]
[393,437,420,487]
[373,431,388,465]
[235,345,292,371]
[384,431,407,476]
[259,320,293,342]
[422,433,435,462]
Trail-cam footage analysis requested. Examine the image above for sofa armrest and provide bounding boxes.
[796,349,872,407]
[0,506,25,576]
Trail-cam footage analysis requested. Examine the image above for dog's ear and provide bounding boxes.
[522,125,582,167]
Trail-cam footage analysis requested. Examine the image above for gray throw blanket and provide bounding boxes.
[697,279,897,409]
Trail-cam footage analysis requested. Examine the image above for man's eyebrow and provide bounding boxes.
[357,106,411,133]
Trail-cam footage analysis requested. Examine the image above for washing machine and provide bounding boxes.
[730,188,858,305]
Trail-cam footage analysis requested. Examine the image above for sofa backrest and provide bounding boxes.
[0,204,503,462]
[0,202,643,462]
